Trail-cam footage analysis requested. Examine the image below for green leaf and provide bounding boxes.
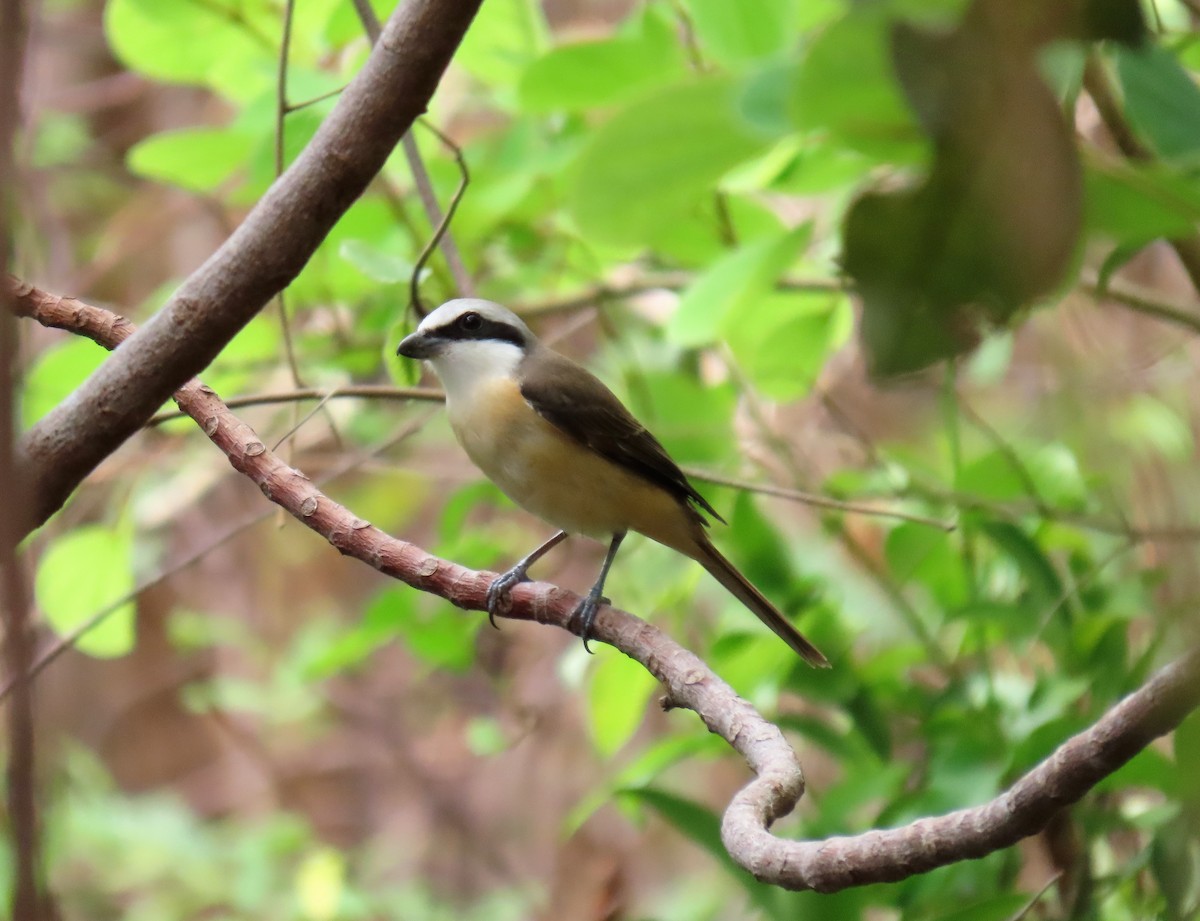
[518,8,685,112]
[667,224,811,347]
[1085,161,1200,246]
[127,127,253,193]
[569,77,772,246]
[679,0,795,68]
[1024,443,1088,509]
[104,0,276,103]
[885,523,968,609]
[21,338,107,426]
[1151,817,1199,921]
[955,450,1030,503]
[396,596,479,673]
[338,240,414,284]
[620,370,736,464]
[1174,710,1200,804]
[619,787,777,914]
[1095,745,1178,795]
[979,521,1064,614]
[35,525,136,658]
[926,894,1035,921]
[725,289,852,400]
[587,647,658,757]
[644,193,785,267]
[1117,45,1200,161]
[455,0,547,89]
[789,8,921,159]
[203,315,282,397]
[619,787,725,861]
[1112,394,1194,460]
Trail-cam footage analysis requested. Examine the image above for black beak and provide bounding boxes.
[396,331,435,359]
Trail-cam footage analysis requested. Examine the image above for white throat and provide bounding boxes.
[426,339,525,405]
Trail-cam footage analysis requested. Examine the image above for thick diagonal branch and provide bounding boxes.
[13,0,483,537]
[11,277,1200,892]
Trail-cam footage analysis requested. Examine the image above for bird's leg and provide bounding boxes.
[486,530,568,628]
[572,532,626,653]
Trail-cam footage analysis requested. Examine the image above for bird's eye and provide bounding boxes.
[459,312,483,332]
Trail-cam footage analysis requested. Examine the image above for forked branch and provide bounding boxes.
[13,0,484,536]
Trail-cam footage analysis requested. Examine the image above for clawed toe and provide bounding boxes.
[486,568,527,628]
[570,593,606,654]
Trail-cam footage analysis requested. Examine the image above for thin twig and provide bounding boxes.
[1006,873,1064,921]
[272,0,304,391]
[409,117,472,315]
[272,0,310,468]
[0,413,435,704]
[519,272,847,317]
[285,85,345,114]
[350,0,473,313]
[144,378,949,528]
[681,466,955,530]
[146,384,445,424]
[1082,274,1200,336]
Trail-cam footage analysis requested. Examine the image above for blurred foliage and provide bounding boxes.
[13,0,1200,918]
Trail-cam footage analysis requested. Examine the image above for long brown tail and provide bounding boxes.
[691,535,830,668]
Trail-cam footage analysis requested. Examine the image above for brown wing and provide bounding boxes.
[519,348,725,525]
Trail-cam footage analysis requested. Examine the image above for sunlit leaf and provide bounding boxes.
[35,525,136,658]
[105,0,277,103]
[679,0,795,68]
[127,127,253,193]
[21,338,107,426]
[569,77,772,245]
[668,224,811,347]
[1117,44,1200,161]
[456,0,547,88]
[518,7,685,112]
[587,647,658,757]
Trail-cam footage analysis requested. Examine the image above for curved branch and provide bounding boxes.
[13,0,484,537]
[728,649,1200,891]
[12,278,1200,891]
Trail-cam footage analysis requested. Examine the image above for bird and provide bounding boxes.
[396,298,830,668]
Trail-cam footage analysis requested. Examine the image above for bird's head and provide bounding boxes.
[397,299,536,397]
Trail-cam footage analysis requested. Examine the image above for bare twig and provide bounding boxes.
[273,0,303,389]
[13,0,485,536]
[0,412,435,704]
[518,272,847,317]
[272,0,310,470]
[408,118,472,316]
[147,384,445,424]
[350,0,473,313]
[12,281,1200,893]
[680,466,955,530]
[1081,274,1200,336]
[1007,873,1064,921]
[142,378,951,528]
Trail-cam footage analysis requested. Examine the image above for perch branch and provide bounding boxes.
[12,0,484,537]
[10,278,1200,892]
